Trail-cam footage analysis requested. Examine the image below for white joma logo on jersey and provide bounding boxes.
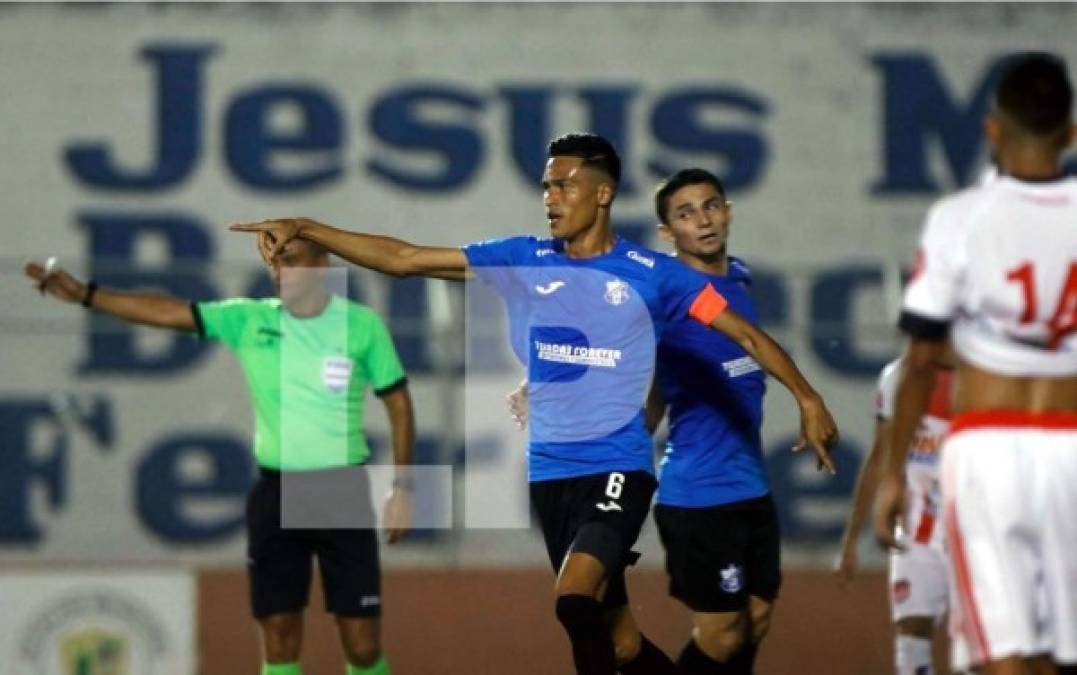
[626,250,655,268]
[595,501,622,512]
[535,281,566,295]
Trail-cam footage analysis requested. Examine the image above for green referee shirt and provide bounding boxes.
[193,294,406,471]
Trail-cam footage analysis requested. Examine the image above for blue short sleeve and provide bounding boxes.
[462,236,536,272]
[656,257,713,323]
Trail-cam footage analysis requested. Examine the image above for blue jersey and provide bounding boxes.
[656,257,770,507]
[463,236,725,482]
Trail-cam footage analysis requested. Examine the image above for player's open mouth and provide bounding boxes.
[547,213,562,226]
[698,233,717,243]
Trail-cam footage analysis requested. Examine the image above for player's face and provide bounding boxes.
[270,240,328,300]
[542,156,604,240]
[658,183,731,258]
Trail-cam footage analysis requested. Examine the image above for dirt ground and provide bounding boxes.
[199,568,950,674]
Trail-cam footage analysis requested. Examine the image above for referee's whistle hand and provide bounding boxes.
[383,489,412,544]
[25,261,85,304]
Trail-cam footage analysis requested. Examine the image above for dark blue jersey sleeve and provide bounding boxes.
[657,257,728,328]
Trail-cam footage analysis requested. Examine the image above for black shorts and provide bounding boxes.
[246,467,381,619]
[654,494,781,613]
[530,470,657,608]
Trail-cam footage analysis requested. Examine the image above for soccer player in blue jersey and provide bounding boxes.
[647,169,781,674]
[232,133,838,675]
[511,167,792,674]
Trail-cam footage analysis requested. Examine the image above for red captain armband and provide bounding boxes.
[688,283,728,326]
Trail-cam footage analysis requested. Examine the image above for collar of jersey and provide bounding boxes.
[1000,173,1074,186]
[550,236,627,263]
[277,293,342,321]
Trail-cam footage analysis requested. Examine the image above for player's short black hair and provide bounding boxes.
[654,168,727,224]
[547,132,622,185]
[995,52,1073,135]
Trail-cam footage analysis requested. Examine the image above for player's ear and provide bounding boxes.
[656,222,673,242]
[984,115,1003,148]
[596,181,615,208]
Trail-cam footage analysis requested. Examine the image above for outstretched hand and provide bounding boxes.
[833,542,859,590]
[382,488,412,544]
[792,395,839,474]
[25,260,86,304]
[230,218,316,260]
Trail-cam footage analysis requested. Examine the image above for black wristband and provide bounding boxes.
[81,281,98,308]
[392,475,415,492]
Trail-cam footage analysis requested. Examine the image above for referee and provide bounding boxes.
[26,233,414,675]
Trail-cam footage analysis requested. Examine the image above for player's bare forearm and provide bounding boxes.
[92,288,198,332]
[710,308,838,471]
[25,261,195,332]
[231,218,471,280]
[709,310,819,405]
[841,419,890,546]
[381,386,416,481]
[886,340,945,476]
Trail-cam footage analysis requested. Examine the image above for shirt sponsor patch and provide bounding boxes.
[721,355,761,378]
[534,341,622,368]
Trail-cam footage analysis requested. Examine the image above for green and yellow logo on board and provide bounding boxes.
[61,628,129,675]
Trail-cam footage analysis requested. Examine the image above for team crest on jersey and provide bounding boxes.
[322,357,354,394]
[604,280,630,306]
[719,564,743,594]
[892,579,910,605]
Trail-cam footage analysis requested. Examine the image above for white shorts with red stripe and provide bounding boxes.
[941,411,1077,670]
[890,478,948,623]
[890,538,948,623]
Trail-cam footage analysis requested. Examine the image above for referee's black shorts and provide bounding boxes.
[246,466,381,619]
[530,469,657,608]
[655,493,781,614]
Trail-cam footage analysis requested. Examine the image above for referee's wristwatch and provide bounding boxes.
[391,475,415,492]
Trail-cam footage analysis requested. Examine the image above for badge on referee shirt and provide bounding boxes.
[322,357,354,394]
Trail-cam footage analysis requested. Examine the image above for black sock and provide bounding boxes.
[619,636,674,675]
[725,641,758,675]
[675,640,722,675]
[555,595,618,675]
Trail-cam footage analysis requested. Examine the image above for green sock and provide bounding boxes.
[262,663,302,675]
[347,656,389,675]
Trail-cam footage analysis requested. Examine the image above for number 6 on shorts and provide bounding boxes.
[605,472,625,500]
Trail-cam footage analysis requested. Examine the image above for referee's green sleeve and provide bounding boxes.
[364,313,406,396]
[193,298,254,347]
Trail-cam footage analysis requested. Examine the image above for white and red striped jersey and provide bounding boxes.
[900,175,1077,377]
[876,359,953,545]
